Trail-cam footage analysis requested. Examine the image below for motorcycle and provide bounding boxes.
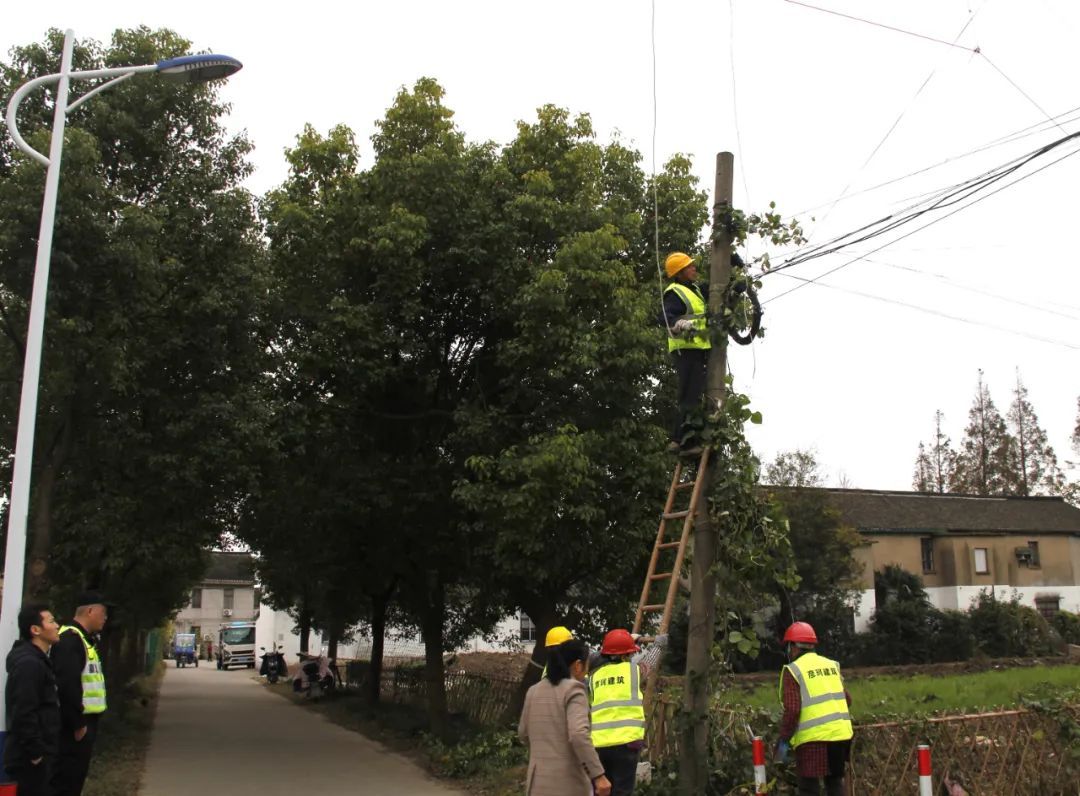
[292,652,336,700]
[259,646,287,684]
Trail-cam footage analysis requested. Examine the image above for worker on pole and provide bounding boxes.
[775,622,853,796]
[659,252,709,455]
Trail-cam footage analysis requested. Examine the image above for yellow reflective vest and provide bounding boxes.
[59,625,107,715]
[664,282,710,353]
[589,660,645,747]
[779,651,851,748]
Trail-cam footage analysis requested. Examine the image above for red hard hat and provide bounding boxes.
[600,628,640,656]
[783,622,818,645]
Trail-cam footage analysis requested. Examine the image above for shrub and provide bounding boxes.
[928,609,976,663]
[1051,610,1080,645]
[968,592,1058,657]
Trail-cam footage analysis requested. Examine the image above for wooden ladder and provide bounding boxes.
[633,446,711,638]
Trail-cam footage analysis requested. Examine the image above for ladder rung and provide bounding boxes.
[657,541,681,550]
[642,604,665,612]
[662,509,690,521]
[649,572,673,581]
[674,481,696,491]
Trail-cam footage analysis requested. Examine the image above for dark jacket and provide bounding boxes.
[4,640,60,767]
[50,621,95,731]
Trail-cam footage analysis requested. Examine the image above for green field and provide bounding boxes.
[725,663,1080,719]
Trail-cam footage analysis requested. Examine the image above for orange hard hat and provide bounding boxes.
[664,252,695,278]
[783,621,818,645]
[600,628,640,656]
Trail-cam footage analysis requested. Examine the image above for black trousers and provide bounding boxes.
[52,715,99,796]
[6,758,52,796]
[596,743,640,796]
[798,741,850,796]
[670,349,708,443]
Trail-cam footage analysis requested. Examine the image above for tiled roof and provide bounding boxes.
[771,488,1080,535]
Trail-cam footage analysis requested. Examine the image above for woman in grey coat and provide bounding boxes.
[518,639,612,796]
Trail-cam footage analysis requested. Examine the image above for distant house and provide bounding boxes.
[819,489,1080,631]
[174,552,257,653]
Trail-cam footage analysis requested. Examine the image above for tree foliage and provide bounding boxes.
[1006,371,1065,496]
[0,28,269,677]
[951,371,1014,495]
[913,410,957,493]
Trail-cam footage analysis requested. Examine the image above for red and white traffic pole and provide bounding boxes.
[752,736,767,796]
[917,743,933,796]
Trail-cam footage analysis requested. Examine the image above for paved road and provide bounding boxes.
[140,663,465,795]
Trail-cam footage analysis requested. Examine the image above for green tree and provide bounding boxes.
[952,370,1014,496]
[764,448,823,487]
[0,28,269,677]
[913,410,957,493]
[1006,371,1065,496]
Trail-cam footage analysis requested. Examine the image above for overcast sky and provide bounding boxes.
[4,0,1079,491]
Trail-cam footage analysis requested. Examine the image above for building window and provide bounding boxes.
[519,613,537,642]
[973,548,989,575]
[224,588,234,610]
[921,538,935,573]
[1028,541,1041,568]
[190,589,202,609]
[1035,595,1060,620]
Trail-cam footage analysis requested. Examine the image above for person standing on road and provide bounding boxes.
[659,252,709,454]
[50,592,109,796]
[4,604,62,796]
[775,621,853,796]
[519,639,611,796]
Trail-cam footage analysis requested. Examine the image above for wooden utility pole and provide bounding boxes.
[679,152,734,795]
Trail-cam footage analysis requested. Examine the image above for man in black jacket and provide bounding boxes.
[4,603,61,796]
[50,592,108,796]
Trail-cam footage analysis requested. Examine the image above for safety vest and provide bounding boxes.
[664,282,710,352]
[779,651,852,748]
[60,625,107,715]
[589,660,645,747]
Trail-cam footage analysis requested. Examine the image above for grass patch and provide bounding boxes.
[724,663,1080,719]
[83,663,163,796]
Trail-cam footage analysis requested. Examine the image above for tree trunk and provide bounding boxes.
[298,609,312,654]
[419,577,448,739]
[504,599,557,724]
[367,593,388,705]
[25,409,74,599]
[327,622,340,661]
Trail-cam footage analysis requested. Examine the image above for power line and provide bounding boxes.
[979,52,1068,134]
[770,271,1080,351]
[783,0,980,53]
[762,129,1080,284]
[729,0,752,208]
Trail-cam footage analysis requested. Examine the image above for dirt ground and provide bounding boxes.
[445,651,531,681]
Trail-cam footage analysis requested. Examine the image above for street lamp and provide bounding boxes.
[0,28,241,755]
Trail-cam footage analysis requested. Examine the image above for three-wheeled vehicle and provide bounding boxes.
[174,632,198,668]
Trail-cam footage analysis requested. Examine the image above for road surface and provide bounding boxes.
[140,662,465,795]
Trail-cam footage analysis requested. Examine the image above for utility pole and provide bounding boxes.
[679,152,734,795]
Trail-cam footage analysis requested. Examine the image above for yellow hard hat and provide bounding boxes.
[665,252,695,278]
[544,626,573,647]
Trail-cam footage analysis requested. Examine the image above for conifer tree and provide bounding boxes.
[1006,371,1065,496]
[912,410,956,493]
[952,371,1014,495]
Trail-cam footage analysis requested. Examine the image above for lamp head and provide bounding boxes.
[156,54,243,84]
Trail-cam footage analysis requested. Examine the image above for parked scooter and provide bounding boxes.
[292,652,335,700]
[259,645,287,684]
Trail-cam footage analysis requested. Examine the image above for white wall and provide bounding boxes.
[174,585,257,650]
[858,584,1080,626]
[255,602,322,662]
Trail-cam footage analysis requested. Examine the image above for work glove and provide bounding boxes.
[775,739,790,764]
[672,318,695,333]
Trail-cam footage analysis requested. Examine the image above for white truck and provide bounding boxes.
[217,621,256,669]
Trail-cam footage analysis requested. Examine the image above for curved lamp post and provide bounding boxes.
[0,29,241,761]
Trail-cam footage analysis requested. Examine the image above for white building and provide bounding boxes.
[173,551,257,657]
